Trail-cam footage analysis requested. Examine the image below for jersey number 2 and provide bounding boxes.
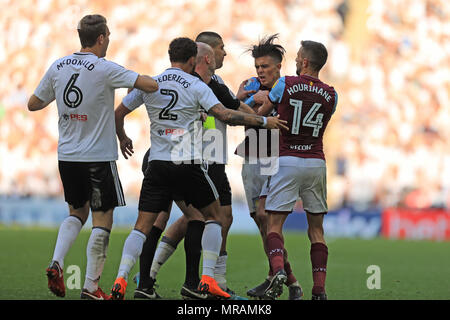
[159,89,178,120]
[290,99,323,137]
[63,73,83,108]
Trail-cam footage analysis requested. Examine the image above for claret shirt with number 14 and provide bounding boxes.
[268,75,338,160]
[34,52,139,162]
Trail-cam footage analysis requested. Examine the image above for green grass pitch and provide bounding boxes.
[1,226,449,300]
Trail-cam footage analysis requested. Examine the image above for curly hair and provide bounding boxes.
[168,37,198,63]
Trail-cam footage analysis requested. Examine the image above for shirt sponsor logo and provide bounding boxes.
[290,144,313,151]
[158,128,185,136]
[69,114,88,121]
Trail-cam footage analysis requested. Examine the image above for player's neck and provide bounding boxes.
[300,69,319,79]
[195,66,213,84]
[80,47,102,58]
[171,62,194,74]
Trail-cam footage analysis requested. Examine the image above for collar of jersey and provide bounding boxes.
[74,52,96,56]
[166,67,183,71]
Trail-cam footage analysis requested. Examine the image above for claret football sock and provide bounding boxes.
[264,246,274,277]
[284,260,298,286]
[310,242,328,295]
[139,226,163,289]
[84,227,110,292]
[266,232,285,274]
[52,215,83,269]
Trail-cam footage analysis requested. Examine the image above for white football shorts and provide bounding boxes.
[265,156,328,214]
[241,161,268,214]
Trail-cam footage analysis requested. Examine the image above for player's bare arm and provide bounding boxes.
[134,75,159,93]
[27,95,53,111]
[252,90,269,105]
[257,95,275,116]
[209,103,288,130]
[115,103,134,159]
[238,101,256,114]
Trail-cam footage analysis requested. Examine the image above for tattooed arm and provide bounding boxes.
[208,103,288,130]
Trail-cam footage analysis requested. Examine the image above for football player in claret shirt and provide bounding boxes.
[257,40,338,300]
[235,34,303,300]
[27,14,158,300]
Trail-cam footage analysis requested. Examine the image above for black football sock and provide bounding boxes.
[184,220,205,288]
[138,226,163,289]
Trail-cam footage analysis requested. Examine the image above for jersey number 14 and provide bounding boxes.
[290,99,323,137]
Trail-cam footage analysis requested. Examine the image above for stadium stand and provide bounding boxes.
[1,0,449,213]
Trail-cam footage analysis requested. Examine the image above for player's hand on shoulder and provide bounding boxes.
[253,90,269,105]
[119,136,134,159]
[266,115,289,131]
[236,79,256,101]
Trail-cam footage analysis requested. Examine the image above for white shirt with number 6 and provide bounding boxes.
[34,52,139,162]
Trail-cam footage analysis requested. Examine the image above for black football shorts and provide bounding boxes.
[207,163,232,206]
[138,160,218,213]
[58,161,125,212]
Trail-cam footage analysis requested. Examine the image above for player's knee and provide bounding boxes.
[135,211,158,235]
[91,209,114,229]
[224,212,233,229]
[254,210,266,226]
[221,206,233,227]
[200,199,221,221]
[307,225,324,243]
[189,208,204,221]
[154,211,170,230]
[69,203,90,225]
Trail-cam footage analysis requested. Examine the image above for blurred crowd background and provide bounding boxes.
[1,0,449,212]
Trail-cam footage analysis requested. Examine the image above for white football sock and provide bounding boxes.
[83,227,110,292]
[215,253,228,290]
[150,237,176,279]
[201,221,222,278]
[117,229,146,281]
[52,215,83,269]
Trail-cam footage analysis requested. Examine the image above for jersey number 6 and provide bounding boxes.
[63,73,83,109]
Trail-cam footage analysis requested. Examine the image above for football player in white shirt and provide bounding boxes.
[134,32,254,300]
[110,37,288,300]
[27,14,158,300]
